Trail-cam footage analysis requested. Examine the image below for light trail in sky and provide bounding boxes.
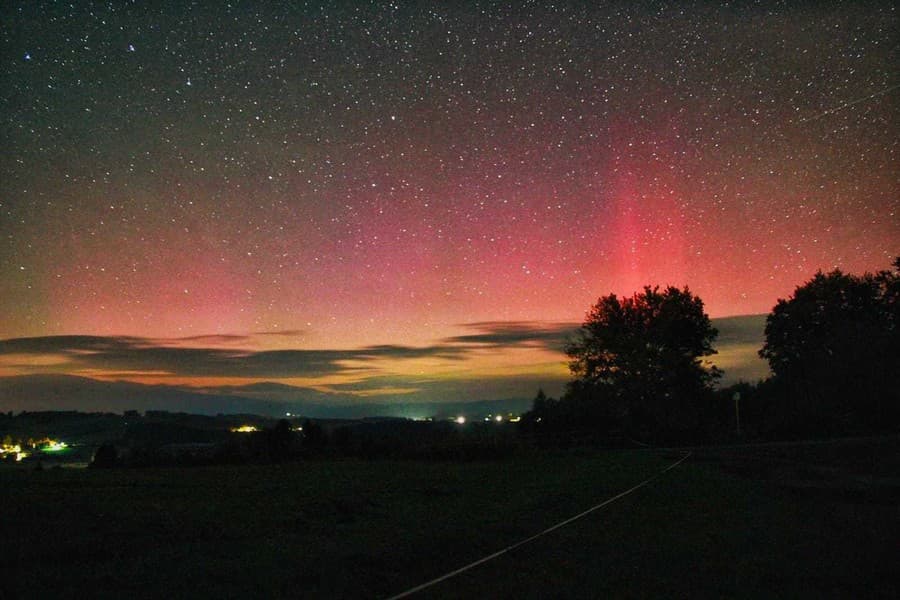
[795,82,899,124]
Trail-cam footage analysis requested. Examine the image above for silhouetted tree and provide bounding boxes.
[258,419,296,462]
[520,389,557,435]
[527,389,557,420]
[565,285,720,440]
[90,443,118,468]
[759,259,900,432]
[302,419,326,452]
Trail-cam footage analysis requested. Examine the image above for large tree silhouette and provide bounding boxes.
[760,259,899,431]
[565,285,720,439]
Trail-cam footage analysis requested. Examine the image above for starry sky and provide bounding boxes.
[0,2,896,411]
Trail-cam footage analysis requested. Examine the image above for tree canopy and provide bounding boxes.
[759,259,899,431]
[564,285,720,439]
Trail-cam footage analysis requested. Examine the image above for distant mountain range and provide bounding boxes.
[0,374,531,419]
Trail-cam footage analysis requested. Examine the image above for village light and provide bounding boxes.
[1,442,29,462]
[231,425,259,433]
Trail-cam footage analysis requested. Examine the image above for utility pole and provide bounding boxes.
[732,391,741,436]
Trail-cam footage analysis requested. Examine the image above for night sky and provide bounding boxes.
[1,2,896,410]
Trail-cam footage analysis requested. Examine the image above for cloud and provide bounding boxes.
[253,329,307,338]
[324,372,569,403]
[0,324,561,382]
[709,315,770,384]
[712,314,767,344]
[0,335,468,379]
[163,334,252,346]
[353,344,468,360]
[0,335,144,354]
[0,315,771,393]
[151,330,307,347]
[445,321,579,351]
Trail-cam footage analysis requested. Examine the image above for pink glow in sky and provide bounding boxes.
[1,3,896,409]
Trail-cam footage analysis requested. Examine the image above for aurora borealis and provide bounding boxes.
[1,2,896,413]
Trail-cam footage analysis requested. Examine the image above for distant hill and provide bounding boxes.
[0,374,531,419]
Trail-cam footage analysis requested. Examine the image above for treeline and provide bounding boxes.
[87,258,899,466]
[91,418,529,467]
[521,258,900,445]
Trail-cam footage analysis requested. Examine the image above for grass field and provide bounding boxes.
[2,437,898,599]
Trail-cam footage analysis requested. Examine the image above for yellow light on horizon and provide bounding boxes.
[231,425,259,433]
[455,416,466,425]
[1,443,29,462]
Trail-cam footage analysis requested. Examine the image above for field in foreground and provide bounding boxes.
[2,437,898,599]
